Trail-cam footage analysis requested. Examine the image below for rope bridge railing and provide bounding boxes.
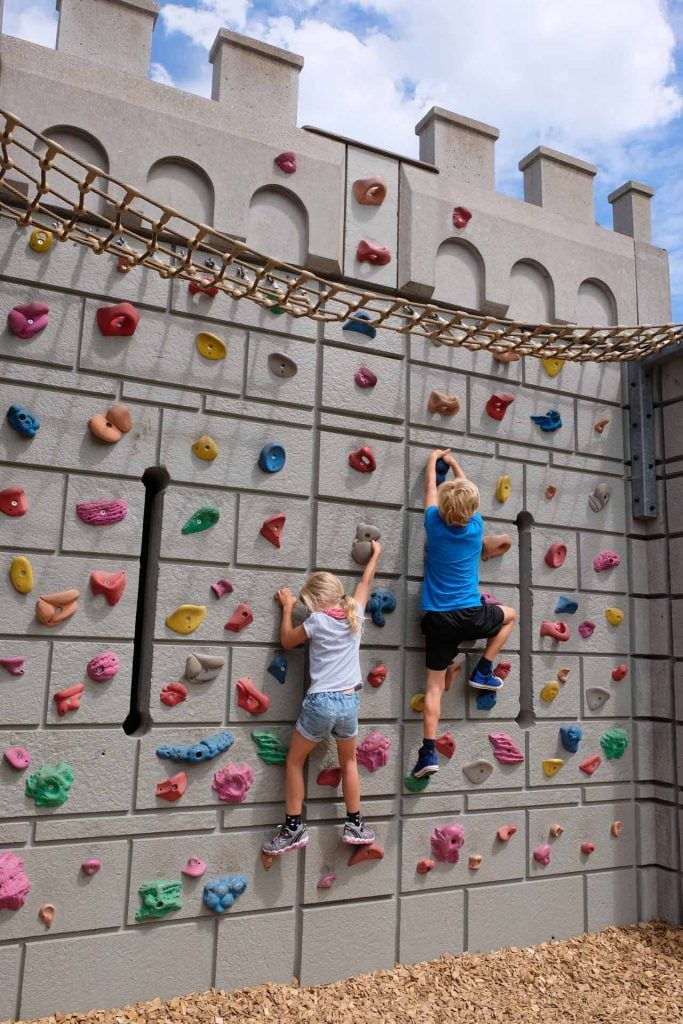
[0,108,680,363]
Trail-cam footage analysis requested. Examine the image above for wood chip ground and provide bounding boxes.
[7,922,683,1024]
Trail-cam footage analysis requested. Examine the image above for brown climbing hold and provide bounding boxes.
[492,351,520,363]
[356,239,392,266]
[35,589,79,626]
[544,542,567,568]
[317,767,342,787]
[117,257,132,273]
[348,843,384,866]
[486,392,515,421]
[155,771,187,802]
[468,854,483,870]
[367,664,387,688]
[53,683,84,716]
[39,903,55,928]
[481,534,512,561]
[497,825,517,842]
[90,570,127,606]
[427,389,460,415]
[557,667,571,684]
[611,821,623,837]
[349,445,377,473]
[544,485,557,500]
[236,676,270,715]
[353,177,387,206]
[260,851,275,871]
[549,823,564,838]
[0,485,28,517]
[594,418,609,434]
[225,603,254,633]
[88,404,132,444]
[260,513,286,548]
[95,302,139,337]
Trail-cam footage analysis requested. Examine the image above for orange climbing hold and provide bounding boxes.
[90,570,127,606]
[155,772,187,802]
[53,683,84,716]
[347,843,384,866]
[236,676,270,715]
[225,603,254,633]
[35,589,79,626]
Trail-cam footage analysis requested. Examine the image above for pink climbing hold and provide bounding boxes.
[81,859,101,876]
[612,664,628,682]
[0,656,25,676]
[544,542,567,568]
[0,851,31,910]
[485,392,515,421]
[533,844,552,865]
[348,843,384,866]
[90,570,127,606]
[53,683,84,716]
[356,240,392,266]
[211,578,234,599]
[354,367,377,389]
[435,733,456,759]
[367,664,387,688]
[95,302,139,337]
[579,754,601,775]
[225,603,254,633]
[3,747,31,770]
[76,499,127,526]
[430,823,465,864]
[593,550,621,572]
[7,301,50,339]
[160,682,188,707]
[356,731,391,772]
[317,766,342,787]
[86,650,120,681]
[496,825,517,842]
[578,620,596,639]
[452,206,472,229]
[212,763,254,804]
[581,841,595,855]
[317,872,337,889]
[416,858,435,874]
[260,513,286,548]
[540,621,570,642]
[557,667,571,684]
[274,151,297,174]
[488,732,524,764]
[349,445,377,473]
[182,857,207,878]
[494,661,512,680]
[236,676,270,715]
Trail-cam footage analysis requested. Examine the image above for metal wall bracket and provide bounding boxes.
[628,362,657,520]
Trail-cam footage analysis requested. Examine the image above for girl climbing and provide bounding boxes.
[262,542,382,855]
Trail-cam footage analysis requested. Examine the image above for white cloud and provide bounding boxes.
[160,0,251,47]
[2,0,57,47]
[149,61,175,87]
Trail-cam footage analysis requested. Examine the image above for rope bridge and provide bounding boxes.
[0,108,679,363]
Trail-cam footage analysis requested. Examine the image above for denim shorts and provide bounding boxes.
[296,691,360,742]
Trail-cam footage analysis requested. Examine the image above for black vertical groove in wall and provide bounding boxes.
[515,510,536,730]
[123,465,170,736]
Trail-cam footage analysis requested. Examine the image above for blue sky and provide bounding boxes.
[4,0,683,320]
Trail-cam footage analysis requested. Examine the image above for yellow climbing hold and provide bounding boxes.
[165,604,207,635]
[9,556,33,594]
[542,758,564,777]
[540,680,560,703]
[410,693,426,713]
[196,332,227,361]
[605,607,624,627]
[192,435,219,461]
[29,228,53,253]
[496,475,512,503]
[542,358,564,378]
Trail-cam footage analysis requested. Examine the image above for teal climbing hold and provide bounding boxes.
[181,506,220,535]
[25,762,73,807]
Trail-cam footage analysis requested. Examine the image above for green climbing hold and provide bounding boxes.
[270,306,286,316]
[181,506,220,535]
[599,727,629,760]
[403,773,431,793]
[25,762,74,807]
[135,880,183,922]
[251,730,288,765]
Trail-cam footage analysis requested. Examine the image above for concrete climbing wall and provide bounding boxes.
[0,2,676,1020]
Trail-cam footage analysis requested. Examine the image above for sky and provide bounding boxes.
[3,0,683,320]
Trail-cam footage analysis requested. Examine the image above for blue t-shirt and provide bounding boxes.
[421,506,483,611]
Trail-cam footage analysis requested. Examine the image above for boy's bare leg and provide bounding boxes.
[423,669,447,740]
[444,660,462,692]
[481,606,516,665]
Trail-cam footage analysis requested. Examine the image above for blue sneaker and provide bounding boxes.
[469,669,504,691]
[411,746,439,778]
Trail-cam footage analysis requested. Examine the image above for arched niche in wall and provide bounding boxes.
[577,278,617,326]
[508,260,554,323]
[246,186,308,265]
[433,238,484,311]
[146,158,215,226]
[36,126,110,214]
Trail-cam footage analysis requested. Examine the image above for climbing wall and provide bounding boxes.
[0,2,675,1020]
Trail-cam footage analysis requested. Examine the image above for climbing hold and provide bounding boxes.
[274,151,296,173]
[260,512,286,548]
[544,485,557,500]
[588,483,611,512]
[594,551,621,572]
[251,730,288,765]
[348,843,384,866]
[578,620,596,639]
[258,442,286,473]
[3,747,31,770]
[88,404,132,444]
[6,403,40,438]
[416,858,435,874]
[540,680,560,703]
[211,578,233,599]
[612,664,628,682]
[430,823,465,864]
[356,239,392,265]
[540,621,570,642]
[594,418,609,434]
[117,257,132,273]
[367,664,387,688]
[90,569,127,606]
[343,311,377,339]
[159,682,188,707]
[259,851,275,872]
[35,589,80,627]
[39,903,55,928]
[492,351,520,363]
[427,389,460,415]
[481,534,512,561]
[76,499,128,526]
[435,458,449,485]
[196,332,227,360]
[267,655,288,685]
[481,592,500,606]
[435,733,456,759]
[476,689,497,710]
[192,435,219,461]
[166,604,207,635]
[155,771,187,802]
[0,852,31,911]
[181,507,220,535]
[605,607,624,627]
[53,683,85,716]
[557,667,571,684]
[25,762,73,806]
[317,767,342,787]
[317,872,337,889]
[351,523,381,566]
[353,177,387,205]
[184,653,225,683]
[410,693,426,713]
[225,603,254,633]
[530,409,562,432]
[354,367,377,389]
[534,844,552,865]
[356,731,391,772]
[542,358,563,378]
[579,754,602,775]
[542,758,564,777]
[96,302,139,337]
[497,825,517,842]
[404,773,431,793]
[555,596,578,615]
[203,875,247,913]
[452,206,472,228]
[86,651,120,681]
[29,227,53,252]
[156,731,234,764]
[496,475,511,503]
[0,485,28,517]
[349,445,377,473]
[7,301,50,339]
[182,857,207,878]
[366,589,396,627]
[468,854,483,870]
[236,676,270,715]
[580,842,595,855]
[488,732,524,764]
[267,352,297,378]
[486,392,515,421]
[586,687,611,711]
[611,821,623,837]
[494,661,512,680]
[544,543,567,568]
[188,279,218,297]
[462,759,493,784]
[559,725,583,753]
[81,859,101,876]
[135,880,182,922]
[549,823,564,837]
[0,656,25,676]
[212,763,254,803]
[9,556,33,594]
[600,727,629,760]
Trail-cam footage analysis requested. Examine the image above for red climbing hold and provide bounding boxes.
[317,767,342,787]
[540,621,570,642]
[452,207,472,229]
[367,664,387,688]
[188,279,218,297]
[225,603,254,633]
[348,843,384,866]
[260,513,286,548]
[356,240,392,266]
[416,858,435,874]
[580,841,595,855]
[435,733,456,759]
[274,152,297,174]
[155,772,187,802]
[494,661,512,680]
[90,570,127,606]
[160,682,188,707]
[612,664,628,682]
[544,543,567,568]
[579,754,601,775]
[95,302,140,337]
[0,485,28,517]
[486,392,515,421]
[236,676,270,715]
[349,446,377,473]
[53,683,85,716]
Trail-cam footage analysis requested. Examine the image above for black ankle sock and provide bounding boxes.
[285,813,303,831]
[477,657,493,676]
[347,811,362,827]
[422,738,436,752]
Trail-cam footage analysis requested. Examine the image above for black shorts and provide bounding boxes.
[421,603,505,671]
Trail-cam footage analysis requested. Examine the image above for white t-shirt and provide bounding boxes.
[302,602,363,695]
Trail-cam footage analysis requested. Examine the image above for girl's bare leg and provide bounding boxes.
[285,729,318,815]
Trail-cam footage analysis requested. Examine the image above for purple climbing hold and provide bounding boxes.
[354,367,377,389]
[76,500,128,526]
[578,620,596,639]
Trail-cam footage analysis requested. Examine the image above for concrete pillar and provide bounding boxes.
[209,29,303,129]
[55,0,158,78]
[608,180,654,243]
[414,107,499,189]
[518,145,597,224]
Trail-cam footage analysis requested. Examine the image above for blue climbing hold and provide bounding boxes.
[559,725,583,753]
[258,442,286,473]
[267,655,288,685]
[6,403,40,438]
[203,875,247,913]
[555,595,578,615]
[476,690,498,711]
[435,457,449,485]
[343,311,377,340]
[156,730,234,763]
[366,589,396,627]
[530,409,562,433]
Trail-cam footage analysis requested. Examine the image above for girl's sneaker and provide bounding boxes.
[468,668,504,691]
[342,819,376,844]
[262,822,309,855]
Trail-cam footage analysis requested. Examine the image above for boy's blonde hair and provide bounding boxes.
[437,478,480,526]
[299,571,361,634]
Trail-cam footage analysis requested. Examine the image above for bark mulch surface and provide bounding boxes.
[10,922,683,1024]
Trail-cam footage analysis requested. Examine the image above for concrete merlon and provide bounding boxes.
[518,145,598,224]
[55,0,159,77]
[608,180,655,243]
[414,106,499,189]
[209,28,303,126]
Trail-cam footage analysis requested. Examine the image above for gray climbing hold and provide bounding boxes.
[268,353,298,378]
[588,482,611,512]
[462,759,494,785]
[351,523,381,566]
[586,687,611,711]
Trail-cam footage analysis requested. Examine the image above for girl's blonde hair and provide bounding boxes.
[437,478,480,526]
[299,571,361,634]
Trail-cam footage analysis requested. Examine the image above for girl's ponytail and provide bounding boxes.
[341,593,361,634]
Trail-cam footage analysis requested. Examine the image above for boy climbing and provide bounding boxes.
[412,449,517,778]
